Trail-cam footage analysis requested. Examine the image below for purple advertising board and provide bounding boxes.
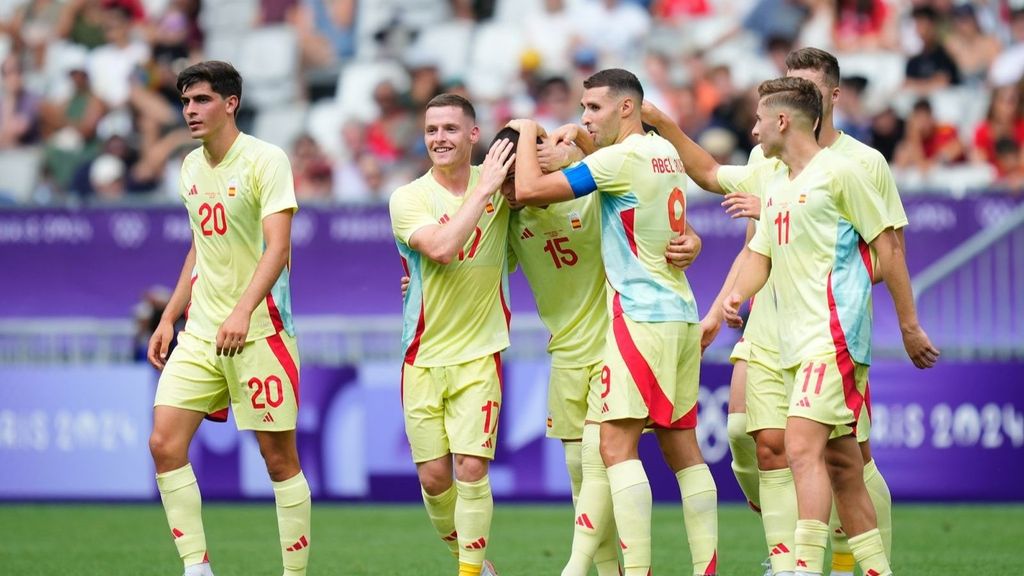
[2,195,1022,323]
[3,361,1022,502]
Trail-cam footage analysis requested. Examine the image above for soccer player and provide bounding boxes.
[646,47,908,576]
[388,94,515,576]
[146,61,310,576]
[510,68,718,576]
[492,126,702,576]
[720,76,938,576]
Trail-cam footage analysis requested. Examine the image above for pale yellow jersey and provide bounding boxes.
[509,194,607,368]
[748,148,890,369]
[389,166,511,367]
[179,132,298,342]
[725,136,908,352]
[563,132,698,323]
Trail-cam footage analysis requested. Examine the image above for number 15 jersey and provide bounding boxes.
[563,132,698,323]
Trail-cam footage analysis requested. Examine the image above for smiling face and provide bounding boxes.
[580,86,625,148]
[180,81,237,142]
[423,105,479,169]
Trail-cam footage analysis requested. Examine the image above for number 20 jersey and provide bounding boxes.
[179,133,298,343]
[563,132,698,323]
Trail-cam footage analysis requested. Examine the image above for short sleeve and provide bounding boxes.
[835,164,889,244]
[256,146,298,219]
[873,160,908,230]
[717,164,763,196]
[569,144,630,198]
[749,207,772,257]
[389,186,437,246]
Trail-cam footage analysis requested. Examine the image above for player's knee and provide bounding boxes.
[258,444,300,481]
[726,413,749,446]
[453,454,488,482]
[755,431,787,470]
[148,430,187,468]
[784,434,821,470]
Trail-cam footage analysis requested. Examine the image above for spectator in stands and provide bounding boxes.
[5,0,65,72]
[833,0,899,53]
[834,75,872,143]
[365,80,416,164]
[944,3,1002,86]
[40,56,105,193]
[291,133,334,200]
[993,136,1024,192]
[989,9,1024,87]
[870,107,904,162]
[57,0,113,49]
[289,0,356,70]
[523,0,575,75]
[143,0,201,63]
[894,97,966,172]
[970,84,1024,172]
[0,56,42,149]
[904,5,961,94]
[533,76,577,133]
[406,63,443,111]
[570,0,651,65]
[87,4,150,110]
[87,152,128,201]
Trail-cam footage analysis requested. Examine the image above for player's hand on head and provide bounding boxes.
[666,233,701,270]
[480,138,516,195]
[147,321,175,370]
[901,324,940,369]
[216,309,250,357]
[537,138,577,172]
[722,192,761,220]
[400,276,410,298]
[640,101,668,126]
[722,293,745,329]
[549,123,580,146]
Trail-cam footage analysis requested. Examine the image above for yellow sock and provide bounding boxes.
[607,459,651,576]
[849,528,892,576]
[423,484,460,558]
[727,413,761,512]
[458,561,483,576]
[677,464,718,575]
[564,440,583,506]
[273,471,311,576]
[156,463,207,567]
[864,459,893,560]
[794,519,829,575]
[455,476,493,569]
[759,467,797,574]
[562,424,618,576]
[827,497,853,575]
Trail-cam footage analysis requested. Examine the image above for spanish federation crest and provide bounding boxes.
[568,210,582,230]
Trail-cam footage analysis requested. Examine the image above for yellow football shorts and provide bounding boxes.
[597,312,701,430]
[784,350,869,440]
[730,338,752,364]
[745,342,790,433]
[402,352,503,463]
[547,362,600,440]
[155,330,300,431]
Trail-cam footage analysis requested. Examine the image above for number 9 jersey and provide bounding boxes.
[179,133,299,342]
[562,131,698,323]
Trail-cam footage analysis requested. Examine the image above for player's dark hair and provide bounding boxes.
[583,68,644,102]
[492,127,542,148]
[758,77,822,133]
[786,47,841,89]
[176,60,243,111]
[426,93,476,122]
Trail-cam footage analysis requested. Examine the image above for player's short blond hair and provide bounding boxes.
[758,77,822,133]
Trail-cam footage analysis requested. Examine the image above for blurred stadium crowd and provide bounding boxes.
[3,0,1024,206]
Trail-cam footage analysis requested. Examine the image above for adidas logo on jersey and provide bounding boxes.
[601,403,609,414]
[188,184,198,196]
[262,412,275,423]
[481,438,493,449]
[797,396,811,408]
[521,227,534,239]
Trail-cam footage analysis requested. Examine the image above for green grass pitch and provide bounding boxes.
[1,503,1020,575]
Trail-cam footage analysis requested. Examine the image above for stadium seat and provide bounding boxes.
[0,147,43,204]
[305,100,345,158]
[236,26,300,109]
[253,103,309,150]
[466,22,526,100]
[837,52,907,114]
[199,0,259,35]
[404,20,473,84]
[334,59,410,123]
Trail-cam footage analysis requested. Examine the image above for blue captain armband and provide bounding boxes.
[563,163,598,198]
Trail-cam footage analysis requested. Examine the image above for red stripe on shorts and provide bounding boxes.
[267,332,300,406]
[826,271,862,432]
[493,352,503,393]
[611,293,695,429]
